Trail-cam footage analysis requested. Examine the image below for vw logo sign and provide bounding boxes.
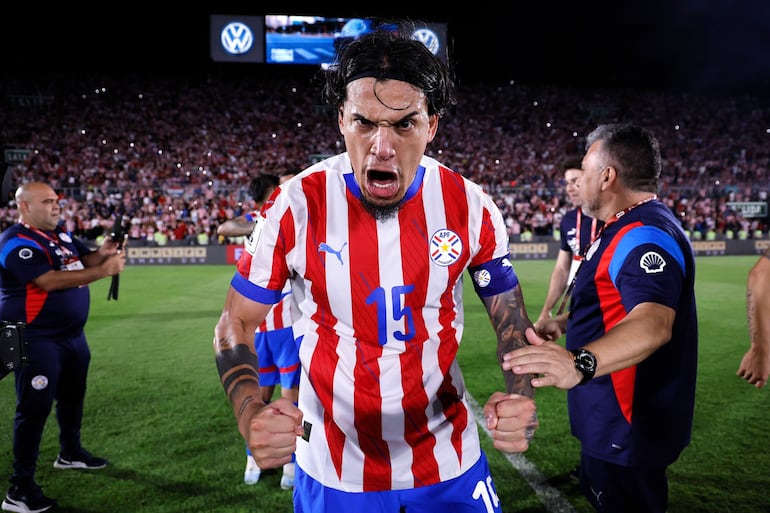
[221,22,254,55]
[412,28,440,55]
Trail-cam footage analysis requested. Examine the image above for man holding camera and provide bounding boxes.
[0,182,125,513]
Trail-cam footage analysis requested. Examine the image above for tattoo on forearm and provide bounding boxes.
[215,343,260,404]
[482,286,535,398]
[238,395,258,419]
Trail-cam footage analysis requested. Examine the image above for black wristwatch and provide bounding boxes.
[571,348,597,385]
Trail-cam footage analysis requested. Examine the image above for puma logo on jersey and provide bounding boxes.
[318,242,347,265]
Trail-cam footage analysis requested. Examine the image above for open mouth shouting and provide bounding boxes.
[364,168,401,204]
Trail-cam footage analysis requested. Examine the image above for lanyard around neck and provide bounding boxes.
[557,195,657,315]
[22,223,74,258]
[574,207,599,261]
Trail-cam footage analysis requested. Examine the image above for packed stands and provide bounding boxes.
[1,71,768,244]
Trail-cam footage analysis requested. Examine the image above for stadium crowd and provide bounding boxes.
[1,70,768,245]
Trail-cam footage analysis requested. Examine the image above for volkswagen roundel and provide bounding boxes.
[221,22,254,55]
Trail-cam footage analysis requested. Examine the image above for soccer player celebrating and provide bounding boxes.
[214,26,539,513]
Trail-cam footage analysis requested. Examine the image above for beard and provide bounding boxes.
[359,196,402,221]
[581,194,600,220]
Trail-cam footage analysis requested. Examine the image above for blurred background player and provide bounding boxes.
[217,172,301,489]
[535,156,600,331]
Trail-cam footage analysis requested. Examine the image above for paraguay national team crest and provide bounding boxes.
[31,375,49,390]
[430,229,462,266]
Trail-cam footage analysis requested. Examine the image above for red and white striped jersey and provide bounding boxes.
[236,212,295,332]
[241,153,517,492]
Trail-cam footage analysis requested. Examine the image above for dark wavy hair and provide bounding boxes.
[249,174,280,203]
[321,26,457,118]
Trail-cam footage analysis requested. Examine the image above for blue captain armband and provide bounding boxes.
[469,255,519,297]
[230,273,282,305]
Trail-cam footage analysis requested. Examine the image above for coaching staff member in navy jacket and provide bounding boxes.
[0,182,125,513]
[504,123,697,513]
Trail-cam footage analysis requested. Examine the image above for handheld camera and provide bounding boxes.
[107,214,127,301]
[0,321,28,380]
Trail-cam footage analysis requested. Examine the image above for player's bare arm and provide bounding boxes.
[217,216,255,237]
[480,285,539,453]
[214,288,269,429]
[214,288,303,467]
[536,249,571,326]
[738,247,770,388]
[482,285,536,398]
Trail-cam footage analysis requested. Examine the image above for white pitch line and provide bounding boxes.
[467,393,578,513]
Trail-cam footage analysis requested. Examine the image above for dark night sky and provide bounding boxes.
[3,2,770,94]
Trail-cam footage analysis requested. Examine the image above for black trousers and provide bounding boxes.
[10,331,90,488]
